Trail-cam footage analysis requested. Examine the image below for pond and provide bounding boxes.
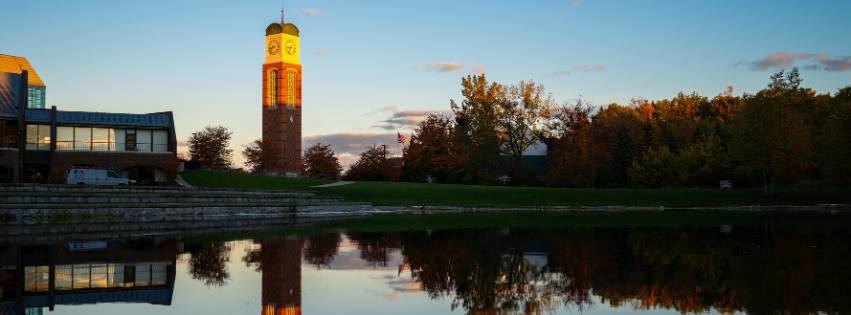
[1,213,850,315]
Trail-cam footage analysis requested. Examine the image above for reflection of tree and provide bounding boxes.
[346,232,401,267]
[304,233,341,268]
[186,242,232,287]
[394,225,851,315]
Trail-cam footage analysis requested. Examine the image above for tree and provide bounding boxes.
[498,80,554,183]
[345,145,388,181]
[730,68,813,196]
[402,114,460,183]
[628,146,677,187]
[186,242,231,287]
[538,103,594,187]
[451,74,506,183]
[242,139,272,173]
[303,143,342,179]
[188,125,233,169]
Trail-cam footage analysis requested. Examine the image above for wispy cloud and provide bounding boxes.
[551,70,571,77]
[423,61,465,72]
[472,65,488,75]
[745,52,851,72]
[749,52,795,71]
[313,48,329,57]
[563,0,582,9]
[302,8,319,16]
[574,64,607,72]
[371,107,451,130]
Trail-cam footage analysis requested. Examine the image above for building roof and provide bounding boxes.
[0,54,45,87]
[0,72,21,118]
[24,108,173,128]
[266,22,299,36]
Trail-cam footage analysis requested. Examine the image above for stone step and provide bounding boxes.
[0,200,358,209]
[0,186,320,198]
[0,194,345,204]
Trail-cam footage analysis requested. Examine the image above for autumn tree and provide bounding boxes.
[242,139,272,173]
[451,75,505,183]
[731,68,813,196]
[498,80,554,183]
[821,87,851,183]
[537,103,594,187]
[302,143,342,179]
[345,145,388,181]
[188,125,233,169]
[402,114,459,183]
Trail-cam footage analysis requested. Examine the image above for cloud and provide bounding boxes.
[563,0,582,9]
[424,61,465,72]
[313,48,329,57]
[302,8,319,16]
[812,55,851,71]
[551,70,571,77]
[745,52,851,72]
[574,64,607,72]
[371,107,451,131]
[472,65,488,75]
[749,52,795,71]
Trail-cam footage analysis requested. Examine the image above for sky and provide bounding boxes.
[2,0,850,167]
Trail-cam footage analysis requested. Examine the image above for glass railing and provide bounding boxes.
[55,141,171,153]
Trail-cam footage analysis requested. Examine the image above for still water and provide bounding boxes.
[2,216,850,315]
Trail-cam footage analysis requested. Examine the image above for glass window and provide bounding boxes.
[26,125,38,150]
[269,69,278,105]
[27,87,45,109]
[107,264,125,288]
[137,129,151,152]
[57,126,74,151]
[287,69,296,106]
[38,125,50,150]
[113,129,126,152]
[90,264,108,288]
[151,263,169,286]
[153,130,168,152]
[73,264,90,289]
[56,265,73,290]
[135,263,151,287]
[25,124,50,151]
[74,127,91,150]
[92,128,109,151]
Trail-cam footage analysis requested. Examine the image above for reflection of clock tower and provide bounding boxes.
[263,19,302,176]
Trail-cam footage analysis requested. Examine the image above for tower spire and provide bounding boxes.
[281,2,285,24]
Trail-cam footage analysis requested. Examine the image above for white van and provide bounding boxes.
[65,167,130,186]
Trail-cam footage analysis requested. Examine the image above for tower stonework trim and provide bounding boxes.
[262,22,302,176]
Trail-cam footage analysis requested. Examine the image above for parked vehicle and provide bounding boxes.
[65,167,130,186]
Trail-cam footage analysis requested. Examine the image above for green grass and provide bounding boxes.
[181,170,331,191]
[182,170,851,207]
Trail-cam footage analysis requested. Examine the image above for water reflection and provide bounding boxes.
[1,217,850,315]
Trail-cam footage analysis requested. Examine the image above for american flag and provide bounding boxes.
[397,132,408,144]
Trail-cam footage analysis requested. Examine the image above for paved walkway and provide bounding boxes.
[313,181,356,188]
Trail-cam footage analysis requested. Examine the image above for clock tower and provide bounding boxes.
[263,20,302,176]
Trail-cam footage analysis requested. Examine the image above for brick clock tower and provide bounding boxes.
[263,21,302,176]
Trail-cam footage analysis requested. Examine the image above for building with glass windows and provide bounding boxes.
[0,54,178,183]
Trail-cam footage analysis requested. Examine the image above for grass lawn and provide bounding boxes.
[181,170,851,207]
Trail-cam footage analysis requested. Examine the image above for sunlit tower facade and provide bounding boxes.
[262,19,302,176]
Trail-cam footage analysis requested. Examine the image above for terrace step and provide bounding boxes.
[0,194,344,205]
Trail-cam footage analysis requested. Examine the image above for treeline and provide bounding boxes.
[386,68,851,194]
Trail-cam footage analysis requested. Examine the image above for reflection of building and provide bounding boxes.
[0,240,178,315]
[262,17,302,177]
[260,237,303,315]
[0,54,178,183]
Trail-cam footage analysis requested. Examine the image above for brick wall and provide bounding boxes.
[51,152,178,182]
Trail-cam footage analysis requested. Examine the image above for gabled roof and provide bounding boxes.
[0,54,45,87]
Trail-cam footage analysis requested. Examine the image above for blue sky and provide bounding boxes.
[2,0,850,166]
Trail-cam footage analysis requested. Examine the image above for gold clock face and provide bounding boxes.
[268,40,280,55]
[284,39,297,55]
